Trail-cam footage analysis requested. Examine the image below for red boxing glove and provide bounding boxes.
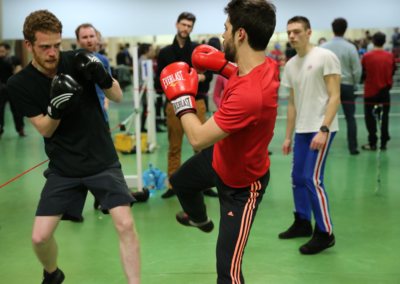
[192,44,237,79]
[160,62,199,118]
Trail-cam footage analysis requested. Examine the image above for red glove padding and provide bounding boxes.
[192,44,237,79]
[160,62,199,118]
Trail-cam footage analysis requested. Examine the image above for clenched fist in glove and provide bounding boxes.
[160,62,198,118]
[48,74,82,120]
[73,51,113,89]
[192,44,237,79]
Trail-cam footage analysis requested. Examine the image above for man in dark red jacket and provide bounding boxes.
[361,32,396,150]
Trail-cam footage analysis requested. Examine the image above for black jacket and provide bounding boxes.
[155,36,213,101]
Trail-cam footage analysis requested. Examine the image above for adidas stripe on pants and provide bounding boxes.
[170,146,270,284]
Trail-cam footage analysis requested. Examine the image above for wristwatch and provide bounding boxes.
[320,126,330,133]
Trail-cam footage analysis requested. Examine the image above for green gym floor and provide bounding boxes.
[0,90,399,284]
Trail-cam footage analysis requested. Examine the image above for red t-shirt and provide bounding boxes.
[361,50,396,98]
[213,57,280,188]
[270,50,283,57]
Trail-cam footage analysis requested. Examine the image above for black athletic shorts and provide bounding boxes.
[36,161,135,219]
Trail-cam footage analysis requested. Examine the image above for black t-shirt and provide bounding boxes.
[116,52,127,66]
[285,48,297,60]
[0,55,21,84]
[7,50,118,177]
[155,36,213,101]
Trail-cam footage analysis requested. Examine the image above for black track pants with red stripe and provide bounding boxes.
[170,146,270,284]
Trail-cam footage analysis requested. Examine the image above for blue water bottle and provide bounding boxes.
[148,163,156,196]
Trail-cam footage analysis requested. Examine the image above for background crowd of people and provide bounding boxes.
[1,23,398,150]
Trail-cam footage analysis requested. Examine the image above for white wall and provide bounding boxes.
[2,0,399,39]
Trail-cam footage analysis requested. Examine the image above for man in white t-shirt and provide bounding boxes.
[280,16,341,255]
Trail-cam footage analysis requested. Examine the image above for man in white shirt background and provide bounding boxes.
[280,16,341,255]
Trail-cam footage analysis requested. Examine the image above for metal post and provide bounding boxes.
[132,46,143,192]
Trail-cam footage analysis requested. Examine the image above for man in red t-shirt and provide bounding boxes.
[270,43,283,65]
[361,32,396,150]
[159,1,279,283]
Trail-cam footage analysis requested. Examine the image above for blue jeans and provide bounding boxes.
[340,84,358,152]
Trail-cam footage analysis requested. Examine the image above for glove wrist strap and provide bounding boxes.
[47,106,61,120]
[219,61,236,79]
[170,95,196,118]
[97,73,113,89]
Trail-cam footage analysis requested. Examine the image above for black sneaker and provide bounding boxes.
[361,144,377,150]
[176,211,214,233]
[350,150,360,155]
[94,199,101,210]
[42,268,65,284]
[18,129,28,137]
[299,224,335,255]
[203,188,218,197]
[380,145,387,150]
[279,213,313,239]
[161,189,176,199]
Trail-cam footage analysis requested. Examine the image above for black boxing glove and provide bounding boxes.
[73,51,113,89]
[48,74,83,120]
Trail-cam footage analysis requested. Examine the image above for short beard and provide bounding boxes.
[177,31,189,40]
[32,48,58,72]
[224,38,236,62]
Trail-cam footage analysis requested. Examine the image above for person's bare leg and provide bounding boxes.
[109,205,140,284]
[31,215,62,273]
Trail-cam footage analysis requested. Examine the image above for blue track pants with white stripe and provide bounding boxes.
[291,131,336,234]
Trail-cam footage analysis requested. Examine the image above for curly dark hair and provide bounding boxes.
[224,0,276,51]
[23,10,63,44]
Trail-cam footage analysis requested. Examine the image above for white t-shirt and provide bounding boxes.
[281,47,341,133]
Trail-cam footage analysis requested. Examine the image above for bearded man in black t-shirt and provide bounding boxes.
[7,10,140,284]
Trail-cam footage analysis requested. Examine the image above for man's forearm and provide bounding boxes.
[104,97,110,112]
[323,74,341,128]
[181,114,228,151]
[285,103,296,139]
[181,113,204,150]
[103,79,123,103]
[322,96,340,128]
[29,115,61,138]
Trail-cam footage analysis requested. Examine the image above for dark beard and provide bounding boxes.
[223,39,236,62]
[32,49,59,72]
[177,31,189,40]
